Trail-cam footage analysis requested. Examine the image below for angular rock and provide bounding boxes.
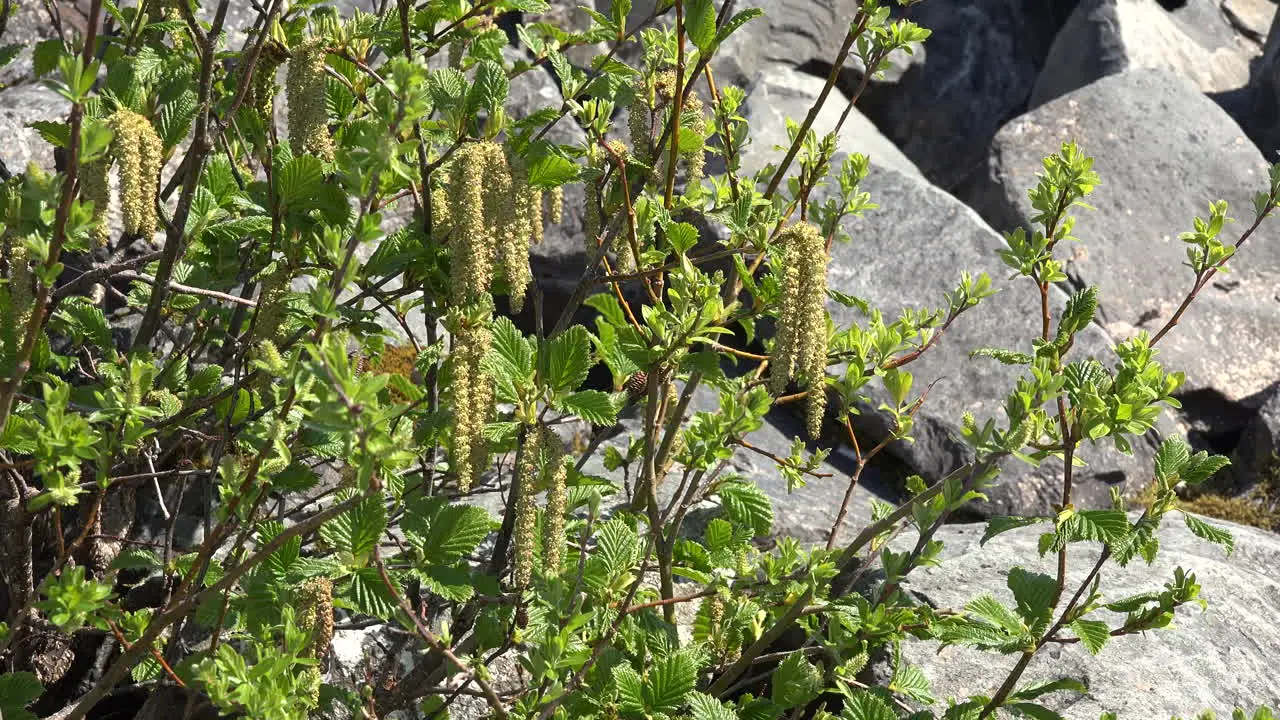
[899,514,1280,718]
[1245,8,1280,157]
[713,0,862,92]
[852,0,1074,190]
[1031,0,1262,109]
[963,68,1280,401]
[0,84,69,176]
[737,65,922,180]
[815,161,1165,518]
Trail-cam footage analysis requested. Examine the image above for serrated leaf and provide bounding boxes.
[487,315,535,403]
[965,594,1025,635]
[1068,618,1111,655]
[110,548,161,571]
[344,567,399,620]
[970,347,1033,365]
[614,665,645,713]
[689,692,737,720]
[1154,437,1190,485]
[554,390,621,425]
[772,653,822,709]
[419,564,475,602]
[1007,567,1056,631]
[422,504,495,565]
[890,664,934,705]
[1062,509,1129,546]
[1010,678,1087,702]
[542,325,593,392]
[0,671,44,720]
[715,8,763,44]
[645,650,698,714]
[157,91,197,150]
[468,60,509,114]
[275,155,325,208]
[1183,512,1234,555]
[718,480,773,535]
[981,516,1047,545]
[684,0,717,51]
[842,689,898,720]
[1005,702,1064,720]
[319,495,387,560]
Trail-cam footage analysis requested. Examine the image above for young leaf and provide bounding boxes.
[772,653,823,709]
[0,671,43,720]
[542,325,593,392]
[1007,567,1056,631]
[1069,618,1111,655]
[718,480,773,536]
[1182,512,1235,555]
[981,516,1047,545]
[554,390,622,425]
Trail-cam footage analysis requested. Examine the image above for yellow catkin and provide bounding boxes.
[286,39,334,162]
[583,145,603,256]
[8,241,33,330]
[253,264,291,342]
[628,101,653,162]
[297,577,334,660]
[108,110,163,239]
[499,150,533,313]
[447,142,499,304]
[80,158,111,247]
[249,40,289,122]
[512,425,543,589]
[450,315,493,493]
[529,187,544,247]
[542,437,567,577]
[768,222,829,438]
[681,93,707,186]
[548,185,563,225]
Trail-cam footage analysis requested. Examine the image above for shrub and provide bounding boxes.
[0,1,1274,719]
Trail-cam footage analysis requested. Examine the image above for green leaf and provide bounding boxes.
[718,480,773,535]
[542,325,593,392]
[419,564,476,602]
[469,60,509,114]
[110,548,161,572]
[526,143,579,187]
[1007,567,1056,631]
[422,504,495,565]
[275,155,325,208]
[487,316,535,403]
[1005,702,1064,720]
[188,364,223,396]
[554,390,622,425]
[1154,437,1190,485]
[715,8,763,44]
[1183,512,1235,555]
[970,347,1033,366]
[965,594,1025,635]
[614,665,645,714]
[320,495,387,560]
[1010,678,1087,702]
[644,650,698,714]
[344,567,399,620]
[889,664,934,705]
[981,516,1047,545]
[1060,509,1129,546]
[688,692,737,720]
[841,689,898,720]
[684,0,717,51]
[772,653,822,709]
[1069,618,1111,655]
[0,671,43,720]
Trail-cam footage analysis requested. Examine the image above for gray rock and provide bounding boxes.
[1031,0,1262,109]
[963,68,1280,401]
[0,83,69,176]
[737,65,922,180]
[1245,8,1280,158]
[713,0,862,92]
[898,514,1280,718]
[816,162,1165,517]
[852,0,1073,191]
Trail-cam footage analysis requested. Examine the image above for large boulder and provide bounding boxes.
[1244,8,1280,158]
[1030,0,1265,110]
[899,514,1280,718]
[852,0,1075,191]
[713,0,862,92]
[737,65,922,179]
[962,68,1280,402]
[813,161,1166,518]
[0,84,69,177]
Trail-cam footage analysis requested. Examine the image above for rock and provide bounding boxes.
[1245,8,1280,158]
[899,514,1280,718]
[737,65,922,179]
[963,68,1280,401]
[0,84,69,175]
[815,161,1166,518]
[713,0,862,92]
[1030,0,1262,110]
[852,0,1074,191]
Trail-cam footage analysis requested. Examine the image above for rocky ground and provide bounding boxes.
[4,0,1280,717]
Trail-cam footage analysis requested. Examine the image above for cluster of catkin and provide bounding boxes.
[80,109,164,246]
[446,140,548,313]
[768,221,831,438]
[512,425,569,589]
[285,38,334,162]
[296,577,334,705]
